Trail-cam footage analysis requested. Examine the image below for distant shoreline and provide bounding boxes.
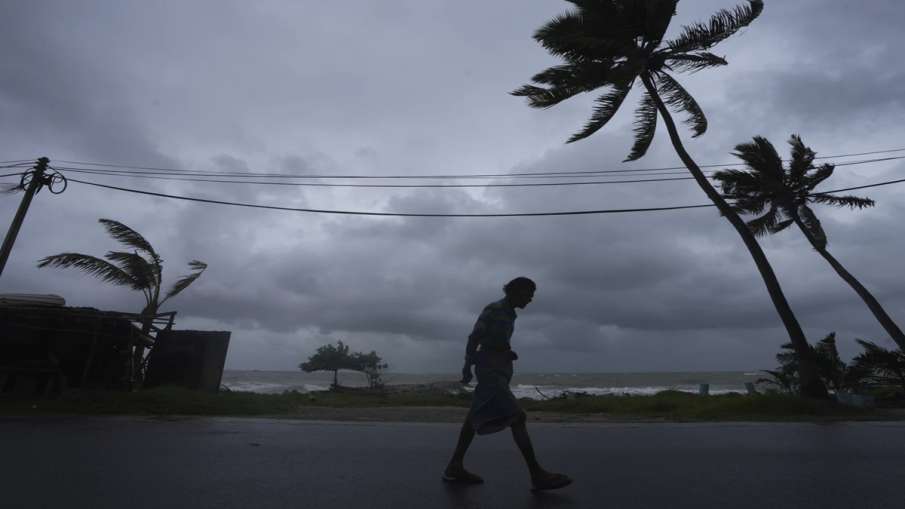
[3,386,903,423]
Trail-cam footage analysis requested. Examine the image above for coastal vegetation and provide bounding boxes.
[759,332,905,397]
[1,386,899,422]
[512,0,826,397]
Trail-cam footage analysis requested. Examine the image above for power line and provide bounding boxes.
[0,171,28,178]
[63,172,905,218]
[48,146,905,180]
[66,177,717,217]
[813,176,905,195]
[54,166,698,188]
[52,164,696,180]
[50,155,905,189]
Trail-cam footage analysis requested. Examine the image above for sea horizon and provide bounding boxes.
[222,369,766,399]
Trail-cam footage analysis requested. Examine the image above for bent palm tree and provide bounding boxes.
[712,135,905,351]
[38,218,207,380]
[512,0,827,397]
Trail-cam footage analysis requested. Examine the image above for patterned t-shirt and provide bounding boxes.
[469,298,517,351]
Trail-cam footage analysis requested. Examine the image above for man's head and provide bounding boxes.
[504,277,536,309]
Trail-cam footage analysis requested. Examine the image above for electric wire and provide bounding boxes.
[812,176,905,195]
[66,177,717,217]
[63,173,905,218]
[50,155,905,189]
[54,166,698,188]
[49,147,905,180]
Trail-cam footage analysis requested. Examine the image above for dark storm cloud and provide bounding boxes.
[2,0,904,371]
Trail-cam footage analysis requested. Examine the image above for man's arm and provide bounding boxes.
[461,308,489,384]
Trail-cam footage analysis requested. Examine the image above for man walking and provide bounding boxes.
[443,277,572,491]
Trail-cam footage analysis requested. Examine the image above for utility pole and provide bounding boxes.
[0,157,50,278]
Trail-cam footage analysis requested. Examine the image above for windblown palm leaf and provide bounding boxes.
[99,219,160,263]
[713,135,875,244]
[37,218,207,319]
[666,0,763,52]
[714,136,905,351]
[104,251,157,291]
[513,0,763,157]
[162,260,208,304]
[37,253,136,288]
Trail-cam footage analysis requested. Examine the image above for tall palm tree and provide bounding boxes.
[512,0,827,397]
[713,135,905,351]
[37,218,207,380]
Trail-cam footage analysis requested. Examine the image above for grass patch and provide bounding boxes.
[0,387,895,421]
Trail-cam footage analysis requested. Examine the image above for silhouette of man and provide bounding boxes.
[443,277,572,491]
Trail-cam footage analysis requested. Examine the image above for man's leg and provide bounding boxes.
[444,414,483,483]
[448,415,476,467]
[510,411,543,477]
[511,411,572,489]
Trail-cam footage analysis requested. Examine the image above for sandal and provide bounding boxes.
[442,465,484,484]
[531,472,573,491]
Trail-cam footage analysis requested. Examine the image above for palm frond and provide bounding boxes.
[566,83,632,143]
[98,219,161,264]
[745,207,779,237]
[639,0,678,45]
[734,195,770,216]
[797,205,827,249]
[732,137,784,180]
[654,73,707,137]
[104,251,157,290]
[624,92,658,161]
[787,134,816,183]
[770,218,795,234]
[803,163,835,190]
[533,6,641,63]
[160,260,208,305]
[713,169,776,214]
[663,52,728,73]
[511,84,584,109]
[37,253,137,288]
[666,0,764,53]
[809,194,875,209]
[512,62,620,108]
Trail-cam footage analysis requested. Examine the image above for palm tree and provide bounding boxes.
[512,0,827,397]
[712,135,905,352]
[37,218,207,380]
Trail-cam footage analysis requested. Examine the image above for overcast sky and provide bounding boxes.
[2,0,904,373]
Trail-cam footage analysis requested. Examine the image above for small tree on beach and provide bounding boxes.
[352,351,389,389]
[300,341,356,388]
[513,0,826,397]
[300,341,387,389]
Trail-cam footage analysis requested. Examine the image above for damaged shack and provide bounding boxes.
[0,294,229,396]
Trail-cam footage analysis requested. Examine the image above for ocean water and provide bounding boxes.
[221,369,764,400]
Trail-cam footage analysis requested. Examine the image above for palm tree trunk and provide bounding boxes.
[640,74,827,398]
[793,217,905,351]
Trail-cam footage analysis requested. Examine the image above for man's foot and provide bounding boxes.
[531,470,572,491]
[442,464,484,484]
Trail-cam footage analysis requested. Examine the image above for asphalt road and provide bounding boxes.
[1,416,904,508]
